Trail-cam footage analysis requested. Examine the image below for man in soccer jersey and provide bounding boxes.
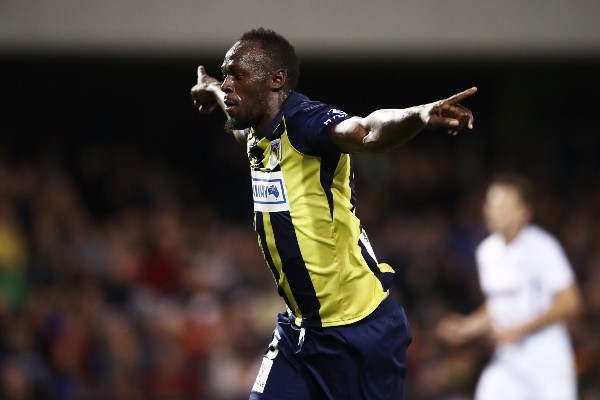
[436,173,581,400]
[191,28,476,400]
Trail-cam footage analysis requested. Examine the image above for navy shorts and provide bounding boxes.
[249,296,412,400]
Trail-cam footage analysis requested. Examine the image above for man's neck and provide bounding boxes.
[502,222,527,244]
[253,91,290,133]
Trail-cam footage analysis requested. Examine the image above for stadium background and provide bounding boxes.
[1,1,599,399]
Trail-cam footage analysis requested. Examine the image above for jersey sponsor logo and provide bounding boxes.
[302,104,321,112]
[323,108,349,126]
[251,170,290,212]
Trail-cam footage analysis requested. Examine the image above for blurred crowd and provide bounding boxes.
[0,137,599,400]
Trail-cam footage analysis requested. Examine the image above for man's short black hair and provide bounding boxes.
[240,28,300,94]
[489,172,535,207]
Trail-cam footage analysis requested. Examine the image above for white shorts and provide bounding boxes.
[475,345,577,400]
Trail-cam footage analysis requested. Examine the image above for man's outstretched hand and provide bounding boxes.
[422,87,477,135]
[191,65,223,114]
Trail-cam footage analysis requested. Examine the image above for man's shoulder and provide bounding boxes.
[477,232,503,252]
[284,92,319,113]
[282,92,351,155]
[520,224,559,247]
[286,92,347,119]
[475,234,503,269]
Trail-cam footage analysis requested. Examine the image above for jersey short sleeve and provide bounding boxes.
[535,233,574,293]
[286,99,352,156]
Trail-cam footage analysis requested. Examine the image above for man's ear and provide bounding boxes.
[270,69,287,91]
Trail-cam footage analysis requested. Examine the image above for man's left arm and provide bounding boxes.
[494,283,583,345]
[329,87,477,153]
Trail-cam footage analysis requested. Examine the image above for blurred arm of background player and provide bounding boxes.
[436,284,582,346]
[435,305,491,346]
[491,284,581,345]
[191,65,477,151]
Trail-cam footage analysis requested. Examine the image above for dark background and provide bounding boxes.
[3,55,599,214]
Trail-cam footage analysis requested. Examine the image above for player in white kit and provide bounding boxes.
[436,172,582,400]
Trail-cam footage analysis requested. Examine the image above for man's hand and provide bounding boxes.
[191,66,224,114]
[420,87,477,135]
[190,65,246,144]
[435,305,491,347]
[492,326,528,345]
[435,314,472,346]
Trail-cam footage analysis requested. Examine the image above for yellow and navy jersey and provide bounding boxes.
[246,91,394,328]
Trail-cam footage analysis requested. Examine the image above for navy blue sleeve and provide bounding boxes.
[286,101,352,156]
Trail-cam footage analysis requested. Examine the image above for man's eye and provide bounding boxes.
[222,73,241,81]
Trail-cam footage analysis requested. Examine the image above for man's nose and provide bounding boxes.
[221,76,233,92]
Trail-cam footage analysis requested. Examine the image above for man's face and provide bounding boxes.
[482,184,528,234]
[221,40,272,131]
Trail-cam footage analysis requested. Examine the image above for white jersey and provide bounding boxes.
[475,224,577,400]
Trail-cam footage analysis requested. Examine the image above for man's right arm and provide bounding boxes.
[190,65,247,144]
[436,304,492,346]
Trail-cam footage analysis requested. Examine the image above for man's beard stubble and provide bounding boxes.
[225,113,261,135]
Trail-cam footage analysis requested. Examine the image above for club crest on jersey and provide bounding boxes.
[268,139,282,169]
[251,170,290,212]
